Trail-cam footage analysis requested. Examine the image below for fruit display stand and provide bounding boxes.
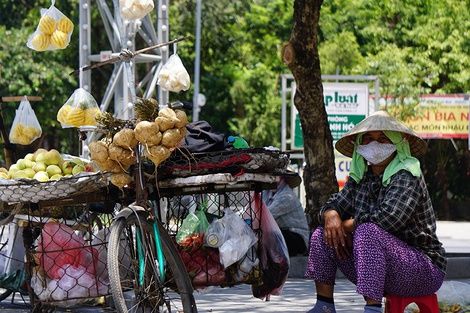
[0,153,121,311]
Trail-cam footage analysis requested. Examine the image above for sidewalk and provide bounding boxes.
[1,221,469,312]
[194,278,470,313]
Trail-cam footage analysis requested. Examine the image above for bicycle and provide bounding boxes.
[106,155,197,313]
[106,146,288,313]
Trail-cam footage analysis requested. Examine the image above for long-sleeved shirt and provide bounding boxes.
[263,182,310,249]
[318,169,446,272]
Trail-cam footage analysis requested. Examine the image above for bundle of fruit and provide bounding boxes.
[89,105,189,189]
[27,3,74,51]
[0,149,93,182]
[0,149,107,203]
[57,88,101,128]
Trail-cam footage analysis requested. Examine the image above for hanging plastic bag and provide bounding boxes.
[216,208,258,268]
[57,88,101,128]
[36,222,98,280]
[9,97,42,145]
[176,207,209,245]
[120,0,154,20]
[157,54,191,93]
[251,192,289,300]
[27,0,74,51]
[436,281,470,311]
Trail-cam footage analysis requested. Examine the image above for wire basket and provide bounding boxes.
[0,172,110,204]
[163,190,263,289]
[24,206,112,308]
[157,148,290,179]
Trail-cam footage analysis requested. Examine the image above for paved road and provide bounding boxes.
[1,221,469,312]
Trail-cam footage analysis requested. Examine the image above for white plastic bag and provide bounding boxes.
[157,54,191,93]
[120,0,154,20]
[27,0,74,51]
[57,88,100,128]
[437,280,470,307]
[9,97,42,145]
[217,208,257,268]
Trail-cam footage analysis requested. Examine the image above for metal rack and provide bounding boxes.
[78,0,170,155]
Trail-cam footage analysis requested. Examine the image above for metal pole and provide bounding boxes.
[157,0,169,107]
[374,77,380,112]
[192,0,202,122]
[79,0,91,90]
[281,75,287,151]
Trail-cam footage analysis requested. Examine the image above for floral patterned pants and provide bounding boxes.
[305,223,445,302]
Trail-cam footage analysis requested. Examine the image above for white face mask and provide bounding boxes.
[356,141,397,165]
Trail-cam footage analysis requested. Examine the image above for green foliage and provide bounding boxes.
[0,0,79,155]
[170,0,293,147]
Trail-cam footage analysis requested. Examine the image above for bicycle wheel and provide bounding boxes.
[108,212,197,313]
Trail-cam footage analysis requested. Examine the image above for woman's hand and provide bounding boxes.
[323,210,346,255]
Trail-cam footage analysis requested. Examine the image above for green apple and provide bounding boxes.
[25,153,35,161]
[61,161,74,175]
[33,171,49,182]
[32,148,48,161]
[12,170,29,179]
[23,159,34,169]
[8,164,19,175]
[49,174,63,181]
[71,158,85,167]
[72,164,85,175]
[16,159,26,170]
[35,152,47,164]
[23,168,36,179]
[0,172,9,179]
[33,162,47,172]
[46,165,62,177]
[44,149,63,166]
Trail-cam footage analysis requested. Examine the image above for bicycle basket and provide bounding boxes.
[0,172,110,203]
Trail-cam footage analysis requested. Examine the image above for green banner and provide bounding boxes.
[294,114,365,148]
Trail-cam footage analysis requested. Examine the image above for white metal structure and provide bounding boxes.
[78,0,170,121]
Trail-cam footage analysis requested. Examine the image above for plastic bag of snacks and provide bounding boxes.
[120,0,154,20]
[157,54,191,93]
[9,97,42,145]
[26,0,74,51]
[57,88,101,128]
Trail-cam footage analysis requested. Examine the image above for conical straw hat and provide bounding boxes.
[335,110,427,157]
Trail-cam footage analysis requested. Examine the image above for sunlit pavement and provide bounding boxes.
[1,221,469,312]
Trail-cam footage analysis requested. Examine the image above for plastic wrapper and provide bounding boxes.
[36,222,98,280]
[176,207,209,244]
[178,236,226,287]
[119,0,154,20]
[9,97,42,145]
[57,88,100,128]
[157,54,191,93]
[31,266,108,307]
[436,281,470,313]
[251,192,289,300]
[27,0,74,51]
[216,208,257,268]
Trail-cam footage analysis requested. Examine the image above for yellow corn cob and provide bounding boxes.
[38,15,56,35]
[31,33,51,51]
[51,30,68,49]
[57,17,74,34]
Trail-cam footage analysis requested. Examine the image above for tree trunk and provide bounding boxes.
[283,0,338,229]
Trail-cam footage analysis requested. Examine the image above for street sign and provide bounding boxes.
[291,82,369,149]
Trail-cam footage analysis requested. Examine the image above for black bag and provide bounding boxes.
[182,121,228,152]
